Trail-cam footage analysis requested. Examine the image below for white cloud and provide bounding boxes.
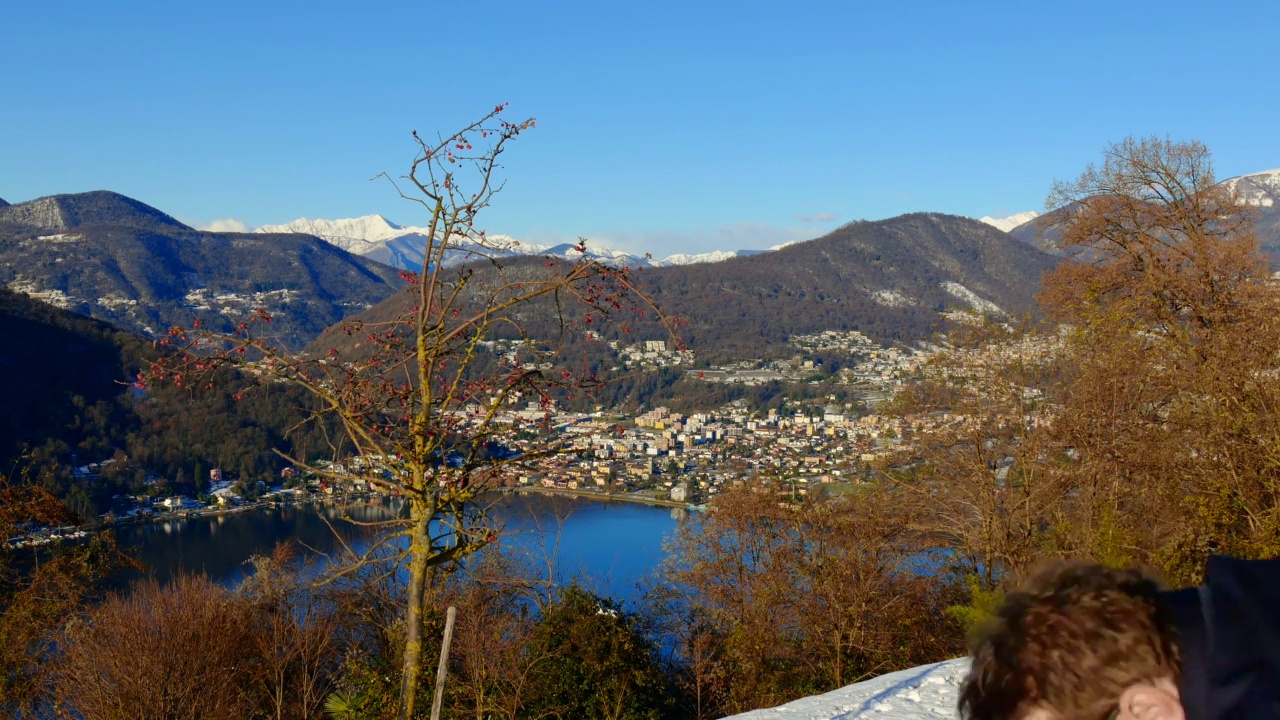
[793,212,840,223]
[200,218,250,233]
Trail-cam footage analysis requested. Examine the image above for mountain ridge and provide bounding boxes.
[319,212,1056,364]
[0,191,406,346]
[257,214,780,270]
[631,211,1054,356]
[0,190,191,234]
[1006,169,1280,263]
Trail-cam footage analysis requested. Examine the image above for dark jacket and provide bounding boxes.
[1162,555,1280,720]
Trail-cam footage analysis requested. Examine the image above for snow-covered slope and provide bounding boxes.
[659,249,766,265]
[977,211,1039,233]
[256,215,422,250]
[256,214,777,270]
[1219,169,1280,208]
[255,215,530,265]
[725,658,966,720]
[941,281,1005,316]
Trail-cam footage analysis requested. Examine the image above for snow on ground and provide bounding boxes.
[723,658,967,720]
[940,282,1005,316]
[1219,169,1280,208]
[871,289,915,307]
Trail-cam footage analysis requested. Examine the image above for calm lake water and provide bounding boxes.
[110,494,686,602]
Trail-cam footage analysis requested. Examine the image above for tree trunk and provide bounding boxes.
[399,513,433,720]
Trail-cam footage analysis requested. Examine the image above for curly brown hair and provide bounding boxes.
[959,562,1182,720]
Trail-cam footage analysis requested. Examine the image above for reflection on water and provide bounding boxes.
[110,494,682,601]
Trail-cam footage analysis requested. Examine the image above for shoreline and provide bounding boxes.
[513,485,699,510]
[10,487,696,551]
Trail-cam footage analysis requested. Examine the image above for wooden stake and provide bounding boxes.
[429,605,457,720]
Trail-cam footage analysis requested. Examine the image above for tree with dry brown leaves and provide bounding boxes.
[0,470,126,715]
[887,136,1280,592]
[1041,137,1280,581]
[659,482,963,717]
[56,575,260,720]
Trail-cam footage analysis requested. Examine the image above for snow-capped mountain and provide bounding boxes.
[977,211,1039,233]
[256,215,424,251]
[254,215,534,269]
[1219,169,1280,263]
[1001,170,1280,264]
[1219,168,1280,208]
[256,214,774,270]
[661,249,767,265]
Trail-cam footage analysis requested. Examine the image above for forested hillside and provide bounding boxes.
[0,287,332,519]
[317,212,1056,365]
[632,212,1054,357]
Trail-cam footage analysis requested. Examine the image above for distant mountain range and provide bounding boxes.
[0,188,1063,356]
[321,212,1056,364]
[0,191,405,346]
[256,215,773,270]
[1218,169,1280,261]
[616,212,1056,355]
[998,169,1280,263]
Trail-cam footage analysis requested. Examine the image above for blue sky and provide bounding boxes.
[3,0,1278,256]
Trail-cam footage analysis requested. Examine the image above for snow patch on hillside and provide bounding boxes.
[724,658,966,720]
[1219,169,1280,208]
[871,289,915,307]
[977,211,1039,233]
[658,249,764,265]
[941,282,1004,316]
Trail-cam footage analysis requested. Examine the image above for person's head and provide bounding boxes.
[959,561,1183,720]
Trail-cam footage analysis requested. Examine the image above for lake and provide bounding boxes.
[109,493,686,602]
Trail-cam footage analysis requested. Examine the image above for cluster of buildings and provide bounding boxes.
[494,399,960,505]
[685,331,930,390]
[19,320,984,547]
[790,330,933,384]
[183,286,308,316]
[612,339,693,370]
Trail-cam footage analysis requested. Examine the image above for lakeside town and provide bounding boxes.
[7,330,943,548]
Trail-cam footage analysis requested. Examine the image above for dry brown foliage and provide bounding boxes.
[660,483,964,717]
[55,575,259,720]
[888,136,1280,590]
[238,543,347,720]
[0,472,127,715]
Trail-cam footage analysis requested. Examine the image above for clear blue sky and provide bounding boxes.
[3,0,1278,256]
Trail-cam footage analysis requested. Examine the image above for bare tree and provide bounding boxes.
[239,544,346,720]
[146,105,674,717]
